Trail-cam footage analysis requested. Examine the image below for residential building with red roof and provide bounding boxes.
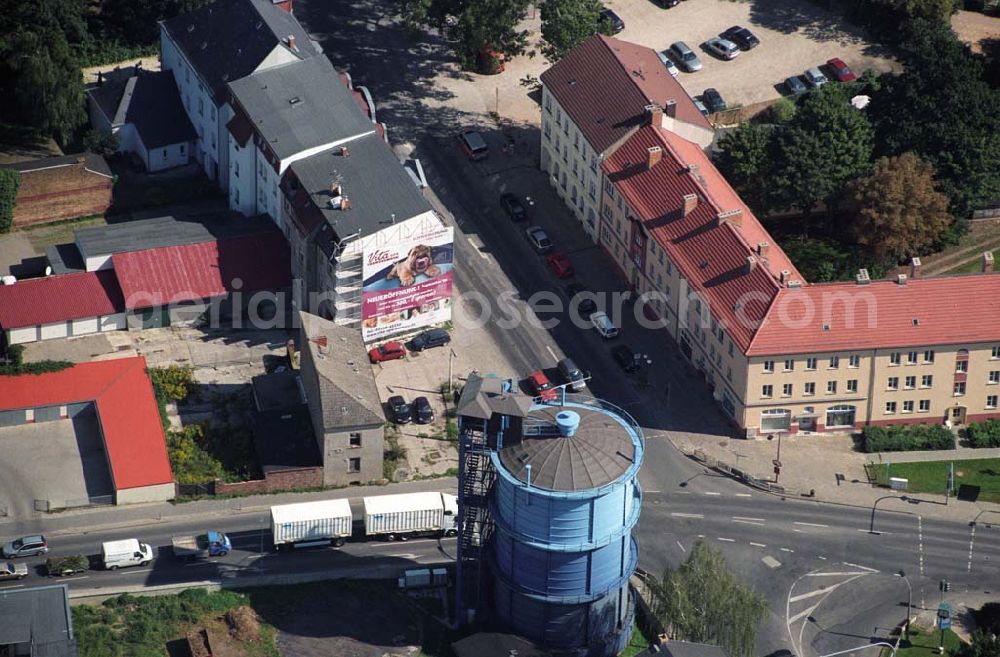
[0,357,174,505]
[550,36,1000,437]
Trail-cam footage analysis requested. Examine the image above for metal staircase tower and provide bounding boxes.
[454,414,495,627]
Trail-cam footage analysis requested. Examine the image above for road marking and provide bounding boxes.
[733,519,765,526]
[387,553,420,559]
[118,568,150,575]
[794,522,829,528]
[918,516,925,576]
[793,529,804,533]
[704,491,721,496]
[56,576,89,581]
[545,345,558,361]
[780,547,794,553]
[734,493,752,498]
[967,523,977,573]
[717,537,736,542]
[843,562,879,572]
[676,540,686,553]
[733,516,766,522]
[806,572,871,577]
[750,542,767,548]
[671,513,704,519]
[856,528,893,535]
[788,603,822,624]
[763,556,782,569]
[0,584,25,590]
[790,588,834,603]
[818,556,827,560]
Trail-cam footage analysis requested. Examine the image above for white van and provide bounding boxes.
[101,538,153,570]
[590,312,620,339]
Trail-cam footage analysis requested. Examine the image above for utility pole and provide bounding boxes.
[448,349,456,397]
[896,570,912,642]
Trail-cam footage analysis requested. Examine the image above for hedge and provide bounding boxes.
[966,420,1000,448]
[0,169,20,234]
[861,424,955,453]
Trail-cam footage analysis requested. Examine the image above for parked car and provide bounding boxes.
[546,252,575,279]
[558,358,587,392]
[410,328,451,351]
[527,370,558,402]
[0,561,27,581]
[500,193,527,221]
[387,395,412,424]
[413,396,435,424]
[564,283,598,317]
[656,50,680,77]
[784,75,808,95]
[721,25,759,50]
[590,311,619,339]
[826,57,857,82]
[2,535,48,558]
[693,97,709,116]
[804,67,828,88]
[459,130,489,160]
[653,0,680,6]
[702,88,727,114]
[525,225,553,253]
[611,345,640,372]
[704,37,740,60]
[369,341,406,363]
[46,555,89,577]
[669,42,702,72]
[598,7,625,33]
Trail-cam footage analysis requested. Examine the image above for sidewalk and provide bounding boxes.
[669,432,1000,523]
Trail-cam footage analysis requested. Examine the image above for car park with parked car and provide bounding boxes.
[387,395,412,424]
[701,88,727,113]
[369,341,407,363]
[409,328,451,352]
[656,50,680,77]
[804,67,828,88]
[413,396,435,424]
[704,37,740,60]
[527,370,558,401]
[590,311,620,339]
[784,75,808,95]
[599,6,624,33]
[669,42,702,72]
[564,283,598,317]
[720,26,759,50]
[557,358,587,392]
[611,345,640,372]
[500,193,527,221]
[826,57,857,82]
[459,130,489,160]
[546,252,574,279]
[525,225,553,253]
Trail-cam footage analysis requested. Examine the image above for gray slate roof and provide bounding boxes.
[1,152,111,178]
[229,56,375,161]
[0,584,77,657]
[455,374,533,421]
[125,70,197,148]
[87,66,137,124]
[289,132,432,251]
[299,311,384,430]
[161,0,319,101]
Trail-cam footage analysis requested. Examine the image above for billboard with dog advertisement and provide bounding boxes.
[360,225,454,343]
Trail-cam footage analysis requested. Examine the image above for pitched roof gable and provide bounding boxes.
[0,270,124,330]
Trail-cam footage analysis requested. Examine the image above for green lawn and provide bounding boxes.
[945,248,998,274]
[887,626,964,657]
[868,458,1000,504]
[621,625,653,657]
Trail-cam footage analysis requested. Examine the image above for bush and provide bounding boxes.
[167,424,225,485]
[966,420,1000,448]
[0,345,73,376]
[149,365,195,402]
[861,424,955,452]
[0,168,20,234]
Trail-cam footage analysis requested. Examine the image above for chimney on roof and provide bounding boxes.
[897,273,908,286]
[910,256,922,278]
[856,268,871,285]
[315,335,328,354]
[682,193,698,216]
[645,104,662,127]
[745,256,757,274]
[664,99,677,118]
[272,0,293,13]
[340,196,351,211]
[340,146,349,157]
[716,209,742,228]
[780,270,790,285]
[76,155,86,165]
[287,34,297,51]
[757,241,770,259]
[647,146,662,169]
[983,251,995,273]
[330,182,341,196]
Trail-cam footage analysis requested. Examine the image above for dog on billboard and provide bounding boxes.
[386,244,441,286]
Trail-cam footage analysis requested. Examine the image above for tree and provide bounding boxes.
[81,128,120,158]
[647,541,767,657]
[714,122,774,214]
[779,236,853,282]
[540,0,602,61]
[769,85,873,214]
[845,153,952,265]
[0,169,19,234]
[451,0,531,70]
[958,631,1000,657]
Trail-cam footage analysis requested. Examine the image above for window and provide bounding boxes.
[885,401,897,414]
[954,382,966,396]
[590,154,598,172]
[826,405,856,427]
[198,97,204,116]
[162,149,168,159]
[903,400,914,413]
[180,144,186,156]
[921,375,933,388]
[234,160,239,177]
[783,359,794,372]
[782,383,793,397]
[923,350,935,363]
[804,382,816,396]
[760,409,791,432]
[604,179,614,196]
[847,379,858,393]
[890,352,901,365]
[544,94,552,113]
[544,122,551,138]
[829,356,840,369]
[348,457,361,473]
[763,360,775,373]
[919,399,931,412]
[234,188,239,204]
[887,377,899,390]
[728,342,734,357]
[905,376,916,389]
[988,395,998,409]
[907,351,918,364]
[849,355,860,368]
[602,205,612,220]
[956,361,968,373]
[727,366,732,382]
[761,384,773,398]
[589,181,597,201]
[806,357,817,370]
[349,432,362,448]
[993,346,1000,359]
[989,371,1000,384]
[827,381,837,394]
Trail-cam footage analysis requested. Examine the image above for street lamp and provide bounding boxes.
[869,494,907,534]
[818,642,897,657]
[895,570,912,641]
[768,432,783,483]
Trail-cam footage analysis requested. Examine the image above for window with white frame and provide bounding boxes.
[993,346,1000,359]
[589,181,597,200]
[890,352,901,365]
[544,94,552,112]
[887,377,899,390]
[849,355,860,368]
[826,405,856,427]
[784,359,794,371]
[804,382,816,395]
[847,379,858,393]
[922,375,933,388]
[903,400,914,413]
[761,384,773,398]
[907,351,918,364]
[782,383,793,397]
[806,357,817,370]
[829,356,840,369]
[954,381,966,396]
[905,376,916,389]
[988,395,998,409]
[760,409,791,432]
[923,350,935,363]
[990,371,1000,384]
[885,401,897,414]
[728,342,734,357]
[763,360,774,373]
[919,399,930,412]
[827,380,837,394]
[956,360,968,373]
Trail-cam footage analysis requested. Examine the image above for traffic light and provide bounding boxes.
[939,579,951,592]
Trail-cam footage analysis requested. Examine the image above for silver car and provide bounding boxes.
[0,561,28,580]
[705,37,740,60]
[804,67,828,88]
[525,226,552,253]
[669,42,702,72]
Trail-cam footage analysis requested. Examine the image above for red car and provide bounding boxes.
[826,58,856,82]
[546,252,575,279]
[369,341,406,363]
[527,370,558,401]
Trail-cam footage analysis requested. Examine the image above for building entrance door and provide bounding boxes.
[950,406,967,425]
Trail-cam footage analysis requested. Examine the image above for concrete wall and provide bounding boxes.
[7,326,38,345]
[71,316,99,335]
[39,321,69,340]
[101,313,127,331]
[116,482,175,505]
[11,160,113,227]
[145,141,191,173]
[6,312,127,345]
[322,426,384,486]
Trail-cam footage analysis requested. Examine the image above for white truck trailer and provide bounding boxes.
[270,498,353,549]
[363,491,458,541]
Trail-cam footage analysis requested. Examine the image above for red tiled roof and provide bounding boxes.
[603,125,796,350]
[748,275,1000,355]
[0,357,172,490]
[540,35,711,153]
[112,232,291,310]
[0,270,124,330]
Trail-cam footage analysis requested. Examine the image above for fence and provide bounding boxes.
[690,449,790,496]
[175,466,324,499]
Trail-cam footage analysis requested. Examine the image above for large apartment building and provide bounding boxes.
[545,35,1000,437]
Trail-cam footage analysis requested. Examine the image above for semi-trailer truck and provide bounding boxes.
[270,498,353,549]
[363,491,458,541]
